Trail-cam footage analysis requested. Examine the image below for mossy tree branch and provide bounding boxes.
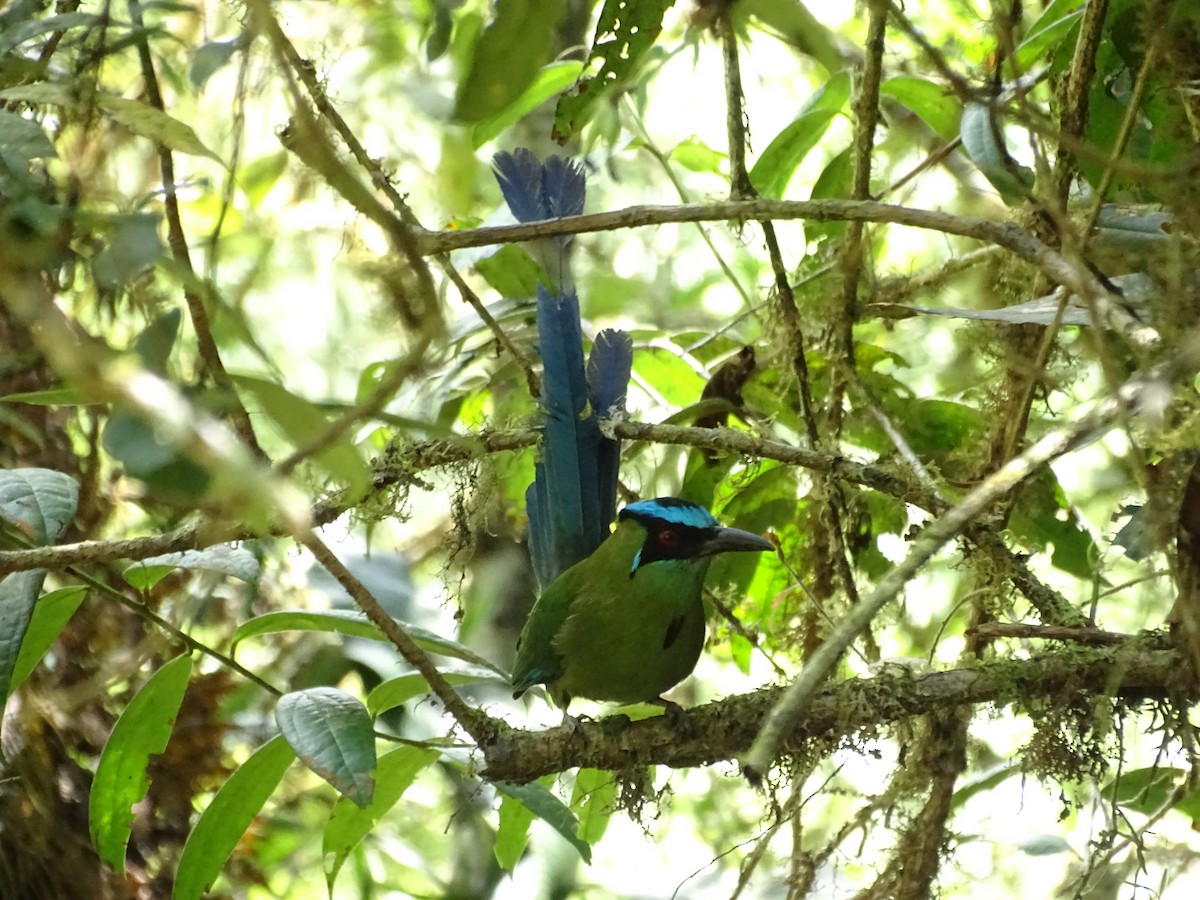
[480,639,1187,784]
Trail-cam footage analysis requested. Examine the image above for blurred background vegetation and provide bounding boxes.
[3,0,1200,897]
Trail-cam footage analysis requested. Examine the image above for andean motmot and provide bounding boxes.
[511,497,773,710]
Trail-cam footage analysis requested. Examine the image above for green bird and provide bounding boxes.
[511,497,773,710]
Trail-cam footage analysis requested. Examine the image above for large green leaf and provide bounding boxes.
[8,585,87,695]
[233,609,508,676]
[90,654,193,873]
[0,110,57,160]
[275,687,376,808]
[454,0,566,123]
[174,735,296,900]
[367,666,509,715]
[880,76,962,141]
[1009,467,1097,579]
[102,410,212,498]
[750,71,851,199]
[495,789,538,873]
[233,375,370,496]
[472,60,583,148]
[1012,0,1085,71]
[1103,766,1200,823]
[123,544,261,591]
[0,83,222,162]
[571,767,617,846]
[552,0,674,142]
[493,780,592,864]
[0,466,79,544]
[0,12,98,57]
[0,571,47,703]
[322,745,441,888]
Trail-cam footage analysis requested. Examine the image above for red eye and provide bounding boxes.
[658,528,680,548]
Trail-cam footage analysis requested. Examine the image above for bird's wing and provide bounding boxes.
[510,573,579,694]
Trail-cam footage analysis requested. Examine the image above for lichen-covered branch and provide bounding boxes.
[481,641,1185,784]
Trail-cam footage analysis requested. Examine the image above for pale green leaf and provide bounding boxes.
[0,467,79,545]
[90,654,193,873]
[323,745,440,888]
[174,736,296,900]
[493,780,591,864]
[275,688,376,808]
[8,585,87,694]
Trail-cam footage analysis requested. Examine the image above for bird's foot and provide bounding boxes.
[559,710,589,745]
[652,698,696,738]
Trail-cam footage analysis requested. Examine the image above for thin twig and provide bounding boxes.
[830,0,887,434]
[1053,0,1110,202]
[717,15,821,445]
[299,531,495,745]
[127,0,262,455]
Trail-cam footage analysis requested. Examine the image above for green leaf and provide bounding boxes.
[102,410,212,498]
[1013,0,1085,71]
[493,780,591,864]
[552,0,674,142]
[322,745,440,888]
[0,83,222,162]
[89,654,193,873]
[0,110,57,160]
[0,81,76,106]
[233,375,370,496]
[806,147,854,240]
[474,244,544,297]
[670,135,727,175]
[0,571,47,703]
[0,467,79,544]
[275,688,376,808]
[132,308,181,374]
[950,763,1020,811]
[749,71,851,199]
[571,768,617,846]
[1018,834,1072,856]
[232,609,508,676]
[98,95,222,162]
[9,585,87,694]
[471,60,584,148]
[0,387,86,406]
[1009,468,1096,579]
[634,346,705,407]
[123,544,261,591]
[174,735,296,900]
[454,0,566,123]
[1105,762,1200,824]
[92,212,164,290]
[234,609,388,647]
[0,12,98,57]
[880,76,962,141]
[367,666,509,716]
[190,38,242,90]
[495,790,537,873]
[236,151,288,206]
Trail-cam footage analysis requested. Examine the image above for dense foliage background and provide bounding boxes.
[3,0,1200,897]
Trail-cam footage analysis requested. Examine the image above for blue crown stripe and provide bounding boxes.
[621,498,718,529]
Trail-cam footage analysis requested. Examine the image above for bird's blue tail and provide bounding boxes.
[492,150,632,589]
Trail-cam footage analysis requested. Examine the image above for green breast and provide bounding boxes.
[510,520,713,707]
[551,554,711,705]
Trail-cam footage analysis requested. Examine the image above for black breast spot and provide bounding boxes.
[663,615,685,649]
